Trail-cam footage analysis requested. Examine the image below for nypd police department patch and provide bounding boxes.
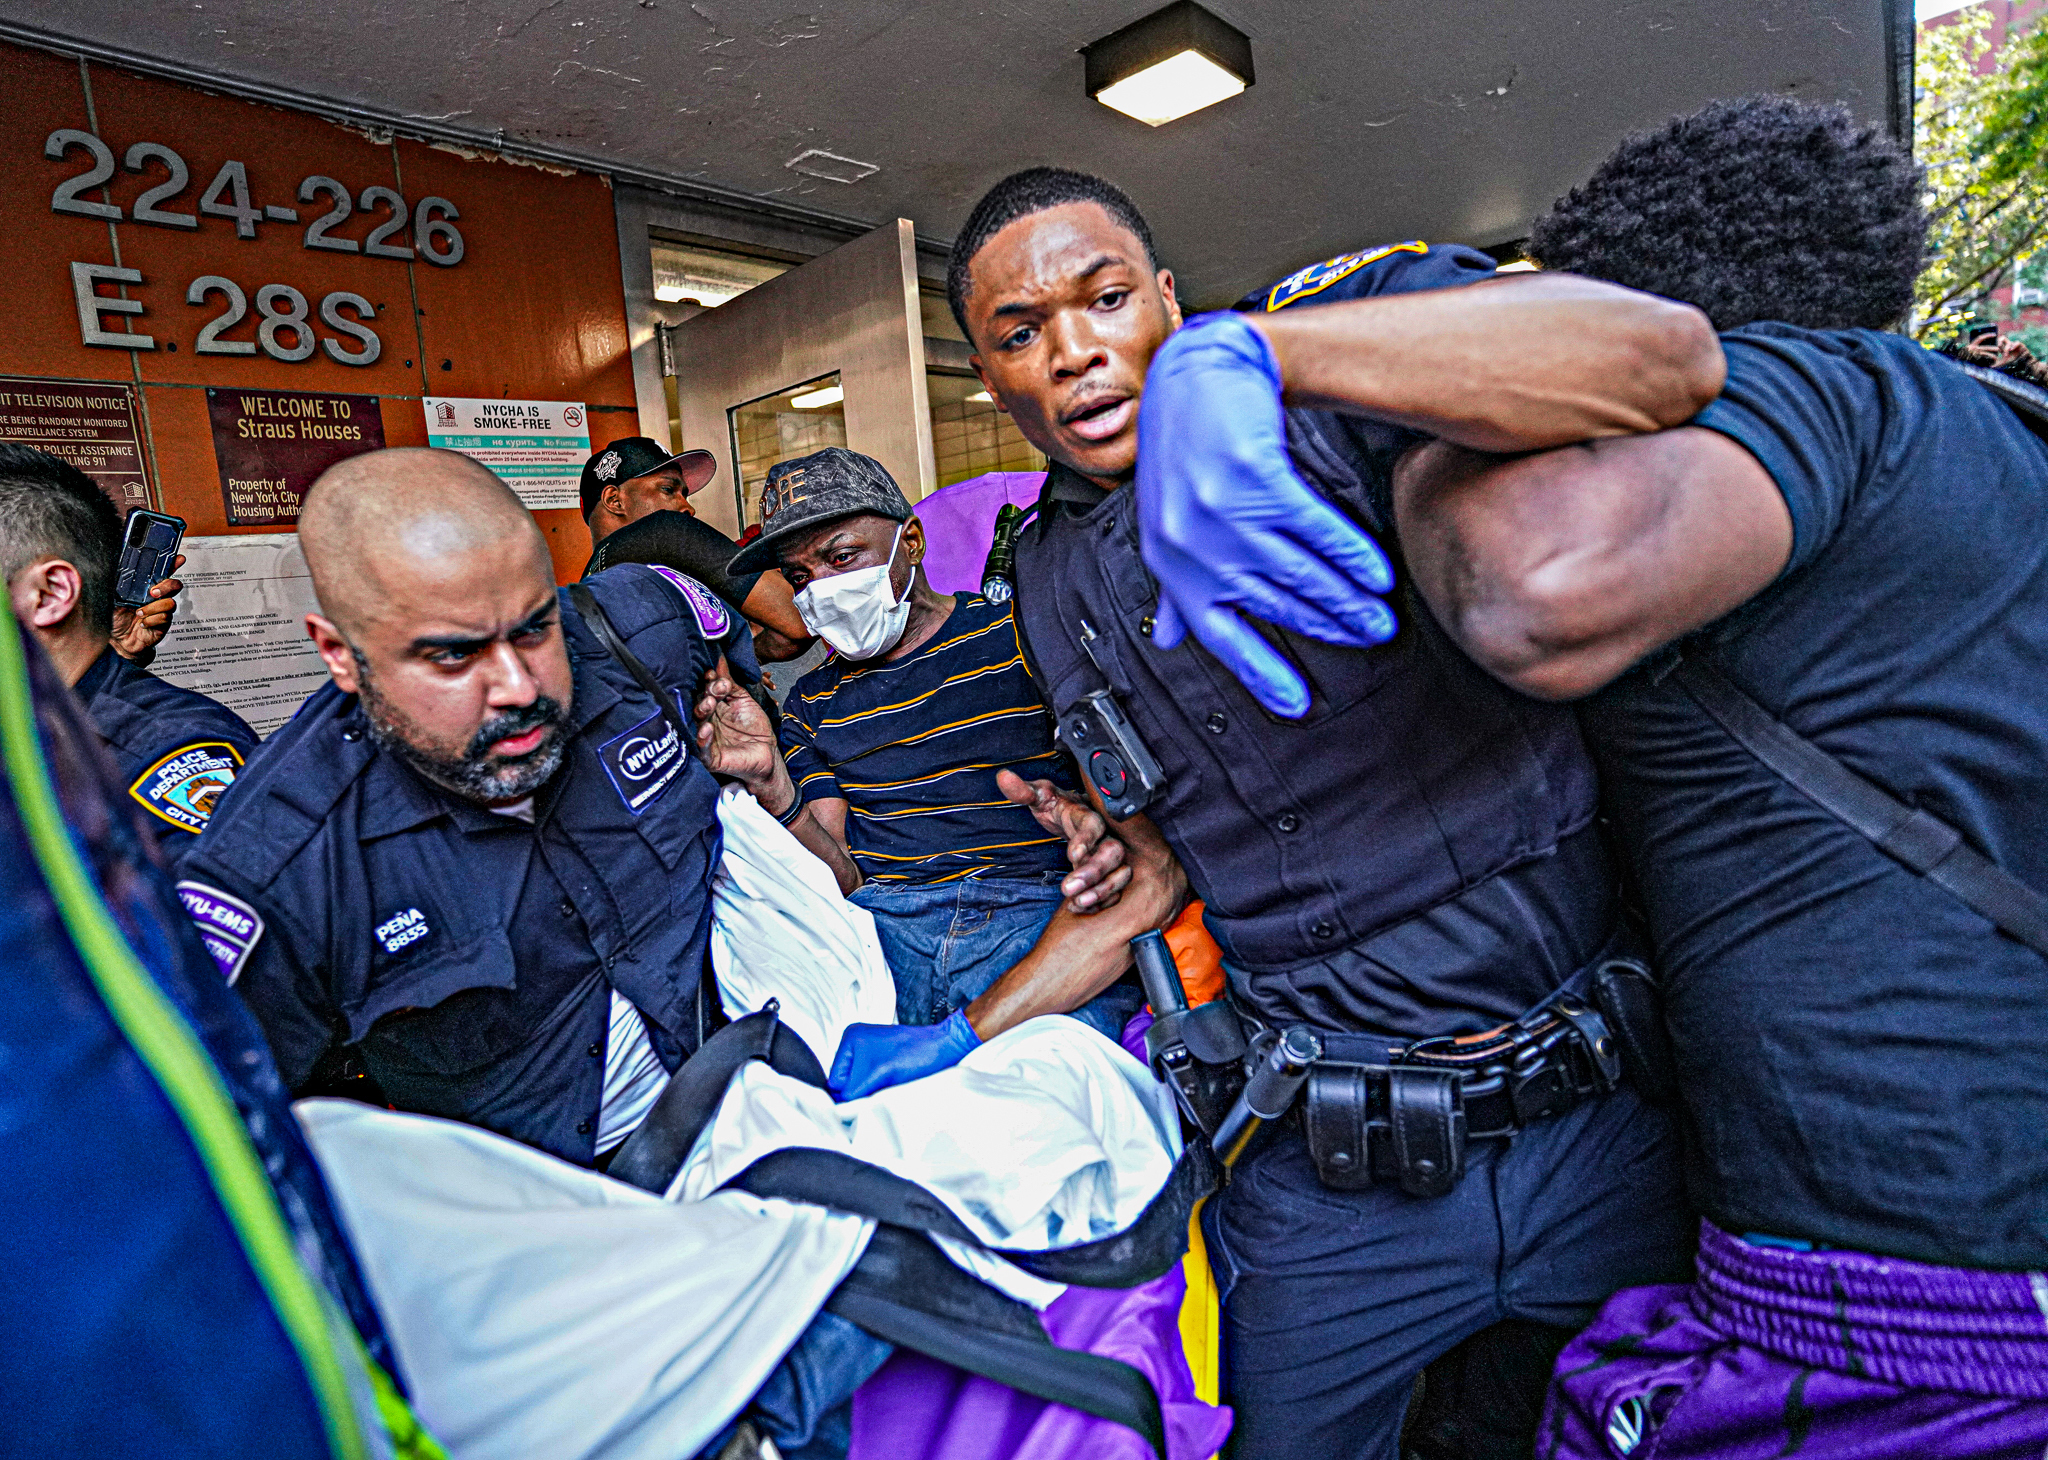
[131,741,243,834]
[176,880,264,985]
[1265,241,1431,311]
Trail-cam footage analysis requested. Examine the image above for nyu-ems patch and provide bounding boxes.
[1265,241,1430,311]
[176,881,264,985]
[374,907,431,955]
[130,741,243,834]
[598,708,686,814]
[644,564,731,638]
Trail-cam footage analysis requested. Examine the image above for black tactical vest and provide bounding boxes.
[1014,457,1614,1040]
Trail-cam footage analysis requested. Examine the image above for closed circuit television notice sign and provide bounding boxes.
[0,375,152,513]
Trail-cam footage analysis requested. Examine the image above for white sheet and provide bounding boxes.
[710,785,896,1066]
[300,1099,870,1460]
[297,783,1182,1459]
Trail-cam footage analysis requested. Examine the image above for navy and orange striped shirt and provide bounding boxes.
[779,593,1077,885]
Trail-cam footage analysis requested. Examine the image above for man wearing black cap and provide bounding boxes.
[704,446,1154,1101]
[579,437,813,661]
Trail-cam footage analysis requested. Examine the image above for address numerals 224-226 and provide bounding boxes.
[44,130,464,265]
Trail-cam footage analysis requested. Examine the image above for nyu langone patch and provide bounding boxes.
[375,907,431,955]
[644,564,732,639]
[176,881,264,986]
[1265,241,1430,312]
[131,741,243,834]
[598,708,685,814]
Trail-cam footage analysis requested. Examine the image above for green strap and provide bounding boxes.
[0,609,378,1460]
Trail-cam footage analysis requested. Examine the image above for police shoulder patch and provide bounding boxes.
[1266,241,1431,311]
[644,563,732,639]
[176,880,265,985]
[131,741,244,834]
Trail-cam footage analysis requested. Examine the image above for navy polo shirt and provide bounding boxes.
[175,564,749,1165]
[75,647,258,855]
[1582,325,2048,1268]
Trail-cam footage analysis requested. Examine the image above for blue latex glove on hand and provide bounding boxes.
[828,1009,981,1101]
[1136,311,1399,719]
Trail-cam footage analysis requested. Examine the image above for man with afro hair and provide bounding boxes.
[1139,94,2048,1456]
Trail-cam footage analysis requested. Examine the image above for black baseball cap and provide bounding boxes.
[579,437,718,519]
[728,447,912,575]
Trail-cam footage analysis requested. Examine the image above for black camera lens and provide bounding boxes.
[1089,749,1129,797]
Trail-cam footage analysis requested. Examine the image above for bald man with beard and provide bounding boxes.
[174,447,765,1167]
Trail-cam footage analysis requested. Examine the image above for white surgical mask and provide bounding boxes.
[793,522,913,661]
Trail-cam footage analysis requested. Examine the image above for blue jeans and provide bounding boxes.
[850,874,1141,1038]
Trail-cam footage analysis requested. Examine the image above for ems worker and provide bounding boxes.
[580,436,815,662]
[945,169,1722,1459]
[0,444,255,854]
[176,447,754,1168]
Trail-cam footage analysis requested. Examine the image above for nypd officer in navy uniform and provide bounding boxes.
[174,446,760,1168]
[936,170,1724,1459]
[0,444,256,856]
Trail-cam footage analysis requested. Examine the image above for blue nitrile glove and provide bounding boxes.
[1136,311,1399,719]
[828,1010,981,1101]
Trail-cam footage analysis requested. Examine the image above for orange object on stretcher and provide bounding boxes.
[1162,900,1226,1007]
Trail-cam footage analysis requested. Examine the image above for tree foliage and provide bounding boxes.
[1915,5,2048,340]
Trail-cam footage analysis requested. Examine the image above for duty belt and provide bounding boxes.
[1298,982,1623,1198]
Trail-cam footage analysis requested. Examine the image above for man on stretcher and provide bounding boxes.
[178,448,1223,1459]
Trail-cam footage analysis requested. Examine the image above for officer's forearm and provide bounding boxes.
[1252,274,1723,453]
[964,833,1186,1041]
[741,573,817,649]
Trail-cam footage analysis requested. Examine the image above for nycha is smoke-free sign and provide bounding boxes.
[424,397,590,511]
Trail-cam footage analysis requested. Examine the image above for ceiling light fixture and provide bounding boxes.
[966,390,993,404]
[1084,1,1253,128]
[790,384,845,410]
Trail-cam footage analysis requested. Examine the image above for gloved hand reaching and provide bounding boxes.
[828,1009,982,1101]
[1136,311,1399,719]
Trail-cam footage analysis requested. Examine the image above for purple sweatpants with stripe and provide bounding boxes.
[1540,1220,2048,1459]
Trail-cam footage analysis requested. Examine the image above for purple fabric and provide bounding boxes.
[848,1265,1232,1460]
[1120,1008,1155,1064]
[914,472,1045,595]
[1541,1220,2048,1459]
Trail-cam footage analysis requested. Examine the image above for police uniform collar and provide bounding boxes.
[74,645,121,700]
[1032,461,1117,537]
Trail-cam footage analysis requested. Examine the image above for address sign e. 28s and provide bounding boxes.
[46,129,467,367]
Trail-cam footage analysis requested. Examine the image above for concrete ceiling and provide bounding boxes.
[0,0,1902,306]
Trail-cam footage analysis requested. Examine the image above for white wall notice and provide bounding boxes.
[423,397,590,511]
[149,533,330,737]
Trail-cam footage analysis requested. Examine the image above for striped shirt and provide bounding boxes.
[780,593,1077,884]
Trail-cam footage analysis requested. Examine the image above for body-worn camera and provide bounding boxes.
[1059,688,1165,819]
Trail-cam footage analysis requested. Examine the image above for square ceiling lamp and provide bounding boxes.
[1084,1,1254,127]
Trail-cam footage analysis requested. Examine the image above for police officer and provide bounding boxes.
[945,169,1720,1459]
[175,446,756,1168]
[0,444,255,854]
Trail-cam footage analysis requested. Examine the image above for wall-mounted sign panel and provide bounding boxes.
[147,531,329,736]
[424,396,590,511]
[0,41,640,593]
[0,373,153,513]
[206,386,383,525]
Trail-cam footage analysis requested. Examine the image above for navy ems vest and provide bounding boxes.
[1012,244,1615,1039]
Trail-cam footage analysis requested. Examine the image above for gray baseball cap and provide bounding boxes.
[729,447,912,575]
